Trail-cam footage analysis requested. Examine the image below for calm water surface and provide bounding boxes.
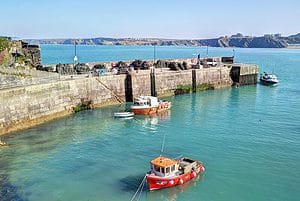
[1,46,300,201]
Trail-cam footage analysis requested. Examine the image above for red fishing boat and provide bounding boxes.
[131,96,171,115]
[146,156,205,190]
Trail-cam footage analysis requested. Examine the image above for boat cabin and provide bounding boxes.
[133,96,159,107]
[178,157,198,174]
[150,156,179,177]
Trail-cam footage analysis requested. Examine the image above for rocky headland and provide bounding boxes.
[25,33,300,48]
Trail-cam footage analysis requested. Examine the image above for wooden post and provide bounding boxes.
[125,74,133,102]
[192,69,196,93]
[150,68,157,97]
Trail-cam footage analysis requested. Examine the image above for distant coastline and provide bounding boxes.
[286,44,300,49]
[24,33,300,48]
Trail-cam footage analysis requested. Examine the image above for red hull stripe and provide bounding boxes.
[147,168,202,190]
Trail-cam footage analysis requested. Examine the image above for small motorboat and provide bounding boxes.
[131,96,172,115]
[146,156,205,191]
[0,140,8,147]
[259,72,278,85]
[114,112,134,118]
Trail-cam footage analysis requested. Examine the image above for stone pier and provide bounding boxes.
[0,63,258,136]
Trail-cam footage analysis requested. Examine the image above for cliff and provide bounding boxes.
[286,33,300,44]
[0,37,41,68]
[25,33,300,48]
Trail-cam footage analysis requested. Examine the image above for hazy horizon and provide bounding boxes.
[7,33,300,41]
[1,0,299,40]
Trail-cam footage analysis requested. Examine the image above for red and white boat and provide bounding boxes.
[131,96,171,115]
[146,156,205,191]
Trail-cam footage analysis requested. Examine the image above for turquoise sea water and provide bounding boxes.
[40,44,236,65]
[1,46,300,201]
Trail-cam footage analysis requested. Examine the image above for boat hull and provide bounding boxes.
[146,165,204,191]
[131,107,158,115]
[157,102,172,112]
[131,102,171,115]
[114,112,135,118]
[259,79,278,85]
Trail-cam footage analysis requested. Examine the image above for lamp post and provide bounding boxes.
[153,44,156,68]
[206,45,209,58]
[73,41,78,67]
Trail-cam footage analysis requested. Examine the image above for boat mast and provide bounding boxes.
[160,132,166,156]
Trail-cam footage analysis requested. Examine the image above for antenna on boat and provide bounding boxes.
[160,132,166,156]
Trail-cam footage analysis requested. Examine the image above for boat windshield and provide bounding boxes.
[154,165,160,172]
[134,100,149,106]
[152,164,177,174]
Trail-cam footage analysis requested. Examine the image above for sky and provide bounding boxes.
[1,0,299,39]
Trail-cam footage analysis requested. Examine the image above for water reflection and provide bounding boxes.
[134,110,171,131]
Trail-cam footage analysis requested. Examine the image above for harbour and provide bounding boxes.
[0,46,299,201]
[0,44,259,136]
[1,0,300,200]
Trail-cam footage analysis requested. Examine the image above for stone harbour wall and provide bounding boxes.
[0,65,256,136]
[0,76,126,135]
[154,67,233,96]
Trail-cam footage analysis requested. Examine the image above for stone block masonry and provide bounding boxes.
[0,64,258,136]
[0,76,126,135]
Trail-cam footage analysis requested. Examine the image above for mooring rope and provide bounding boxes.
[130,175,147,201]
[137,175,146,201]
[95,77,124,103]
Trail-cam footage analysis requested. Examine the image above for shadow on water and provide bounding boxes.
[0,174,27,201]
[119,174,148,193]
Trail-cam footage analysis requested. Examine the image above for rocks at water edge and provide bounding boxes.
[56,63,75,74]
[156,60,192,71]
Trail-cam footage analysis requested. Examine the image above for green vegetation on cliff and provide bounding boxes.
[0,38,41,68]
[0,38,10,65]
[0,38,9,52]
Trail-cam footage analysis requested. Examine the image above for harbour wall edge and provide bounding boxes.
[0,66,257,136]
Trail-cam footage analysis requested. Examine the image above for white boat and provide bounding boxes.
[146,156,205,190]
[131,96,171,115]
[114,112,135,118]
[0,140,8,146]
[259,72,278,85]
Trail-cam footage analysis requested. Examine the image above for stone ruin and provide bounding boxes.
[0,39,41,69]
